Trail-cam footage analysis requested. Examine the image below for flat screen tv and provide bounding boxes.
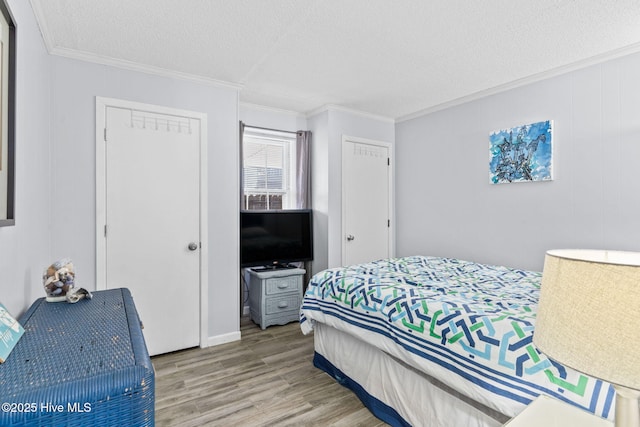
[240,209,313,268]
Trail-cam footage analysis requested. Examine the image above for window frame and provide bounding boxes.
[241,127,297,211]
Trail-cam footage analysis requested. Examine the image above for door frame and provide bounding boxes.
[341,135,395,266]
[95,96,209,349]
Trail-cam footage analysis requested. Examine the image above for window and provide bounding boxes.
[242,127,297,210]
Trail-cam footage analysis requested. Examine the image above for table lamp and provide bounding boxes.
[534,249,640,427]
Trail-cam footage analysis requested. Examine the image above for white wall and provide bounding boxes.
[395,52,640,272]
[309,107,395,273]
[48,57,241,341]
[0,0,52,316]
[307,110,329,274]
[240,103,307,132]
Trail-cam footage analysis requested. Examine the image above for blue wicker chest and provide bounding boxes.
[0,288,154,426]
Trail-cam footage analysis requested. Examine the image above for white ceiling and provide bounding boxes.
[30,0,640,120]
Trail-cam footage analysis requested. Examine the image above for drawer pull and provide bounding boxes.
[277,283,290,289]
[278,301,289,308]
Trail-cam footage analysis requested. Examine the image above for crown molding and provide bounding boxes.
[49,46,243,90]
[306,104,394,124]
[397,41,640,123]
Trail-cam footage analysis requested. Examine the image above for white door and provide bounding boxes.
[96,99,206,356]
[342,137,393,266]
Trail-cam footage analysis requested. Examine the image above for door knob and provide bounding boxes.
[346,234,355,241]
[188,242,198,251]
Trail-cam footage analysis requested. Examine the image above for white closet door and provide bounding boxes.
[342,138,392,266]
[104,105,201,356]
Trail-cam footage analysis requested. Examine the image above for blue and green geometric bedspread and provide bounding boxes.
[300,256,615,419]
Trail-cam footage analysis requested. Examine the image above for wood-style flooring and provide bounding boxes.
[152,317,388,427]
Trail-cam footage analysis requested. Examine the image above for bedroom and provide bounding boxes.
[0,0,639,426]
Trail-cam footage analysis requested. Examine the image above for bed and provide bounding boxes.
[299,256,615,427]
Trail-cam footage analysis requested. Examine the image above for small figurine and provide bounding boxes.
[43,258,75,302]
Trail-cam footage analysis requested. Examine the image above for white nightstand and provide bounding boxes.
[504,395,613,427]
[247,267,305,329]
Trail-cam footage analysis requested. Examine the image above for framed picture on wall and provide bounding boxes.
[0,0,15,227]
[489,120,553,184]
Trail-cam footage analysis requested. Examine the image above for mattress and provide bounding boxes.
[300,256,615,421]
[313,322,509,427]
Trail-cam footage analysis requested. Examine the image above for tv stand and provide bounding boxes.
[247,267,305,329]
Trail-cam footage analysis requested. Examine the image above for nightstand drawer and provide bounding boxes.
[265,275,302,295]
[265,294,301,314]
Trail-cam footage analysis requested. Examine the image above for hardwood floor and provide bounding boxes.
[152,317,388,426]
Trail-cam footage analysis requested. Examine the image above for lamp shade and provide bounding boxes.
[534,249,640,390]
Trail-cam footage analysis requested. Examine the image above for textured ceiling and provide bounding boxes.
[30,0,640,120]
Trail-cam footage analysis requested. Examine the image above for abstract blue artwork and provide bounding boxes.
[489,120,553,184]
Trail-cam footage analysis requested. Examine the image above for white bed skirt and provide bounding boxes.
[313,322,510,427]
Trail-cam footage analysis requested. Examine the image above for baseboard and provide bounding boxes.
[207,331,241,347]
